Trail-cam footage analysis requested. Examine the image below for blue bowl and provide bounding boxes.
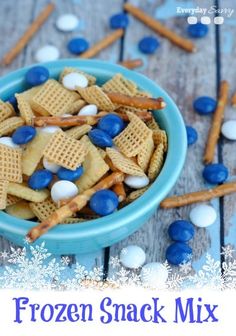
[0,59,187,254]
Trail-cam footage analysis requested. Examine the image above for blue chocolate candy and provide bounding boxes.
[98,114,124,138]
[25,66,49,86]
[57,166,84,182]
[67,38,89,55]
[168,220,195,242]
[89,189,119,216]
[28,169,53,190]
[166,242,192,265]
[186,125,198,145]
[12,126,36,145]
[109,13,129,29]
[88,129,113,148]
[193,96,217,115]
[202,163,228,184]
[138,36,160,54]
[188,22,208,38]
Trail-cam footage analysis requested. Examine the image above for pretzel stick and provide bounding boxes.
[231,92,236,107]
[160,181,236,209]
[106,92,166,109]
[1,3,55,65]
[80,29,124,58]
[26,172,124,242]
[116,111,152,121]
[112,182,126,202]
[119,59,143,69]
[204,80,229,164]
[124,3,196,53]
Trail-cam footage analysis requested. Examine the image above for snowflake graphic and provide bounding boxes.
[109,256,120,268]
[179,261,192,275]
[221,245,235,259]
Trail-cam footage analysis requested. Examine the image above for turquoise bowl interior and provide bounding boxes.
[0,59,187,254]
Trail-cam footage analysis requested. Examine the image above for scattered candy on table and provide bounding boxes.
[189,204,217,227]
[193,96,217,115]
[168,220,195,242]
[97,114,124,138]
[186,125,198,145]
[78,104,98,116]
[43,157,60,173]
[187,22,208,38]
[35,45,60,62]
[221,120,236,140]
[67,37,89,55]
[89,189,119,216]
[202,163,229,184]
[138,36,160,54]
[109,13,129,29]
[166,242,192,265]
[140,262,168,287]
[124,175,150,189]
[12,125,36,145]
[28,169,53,190]
[57,166,84,182]
[0,137,19,148]
[56,14,79,32]
[51,180,78,203]
[120,245,146,269]
[25,66,49,86]
[62,72,88,90]
[88,128,113,148]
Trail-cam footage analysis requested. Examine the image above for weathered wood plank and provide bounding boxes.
[109,0,221,271]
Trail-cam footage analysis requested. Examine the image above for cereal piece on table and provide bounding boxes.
[114,112,152,157]
[0,144,22,183]
[102,73,137,96]
[76,136,109,192]
[0,99,15,122]
[146,116,160,130]
[31,79,79,116]
[153,129,168,151]
[125,186,149,203]
[6,200,35,219]
[7,182,49,202]
[6,194,20,206]
[66,99,86,115]
[59,67,96,86]
[137,133,155,171]
[16,94,34,125]
[106,147,145,176]
[65,124,92,139]
[0,117,24,137]
[22,130,52,176]
[77,85,115,111]
[148,143,164,180]
[0,180,8,210]
[29,198,57,221]
[43,130,87,170]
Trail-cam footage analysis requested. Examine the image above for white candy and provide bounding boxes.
[189,204,217,227]
[39,126,61,134]
[124,175,150,189]
[43,157,60,174]
[0,137,20,148]
[56,14,79,32]
[62,72,88,90]
[35,45,60,63]
[51,180,78,203]
[62,114,71,118]
[221,120,236,140]
[120,245,146,269]
[78,104,98,116]
[140,262,168,288]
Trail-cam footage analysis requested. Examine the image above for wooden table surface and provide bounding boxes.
[0,0,236,278]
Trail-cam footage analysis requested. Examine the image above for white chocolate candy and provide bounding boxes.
[35,45,60,63]
[140,262,168,288]
[56,14,79,32]
[39,126,61,134]
[62,72,88,90]
[51,180,78,203]
[78,104,98,116]
[120,245,146,269]
[189,204,217,227]
[43,157,60,174]
[0,137,20,148]
[221,120,236,140]
[124,175,150,189]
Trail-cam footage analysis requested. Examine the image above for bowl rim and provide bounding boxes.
[0,59,187,241]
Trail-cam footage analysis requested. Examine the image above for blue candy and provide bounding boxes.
[186,125,198,145]
[89,189,118,216]
[28,169,53,190]
[12,126,36,145]
[109,13,129,29]
[98,114,124,138]
[166,242,192,265]
[202,163,228,184]
[57,166,84,182]
[88,129,113,148]
[67,38,89,55]
[168,220,195,242]
[25,66,49,86]
[138,36,160,54]
[7,95,18,109]
[193,96,217,115]
[188,22,208,38]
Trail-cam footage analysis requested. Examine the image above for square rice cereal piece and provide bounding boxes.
[0,144,22,183]
[0,180,8,209]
